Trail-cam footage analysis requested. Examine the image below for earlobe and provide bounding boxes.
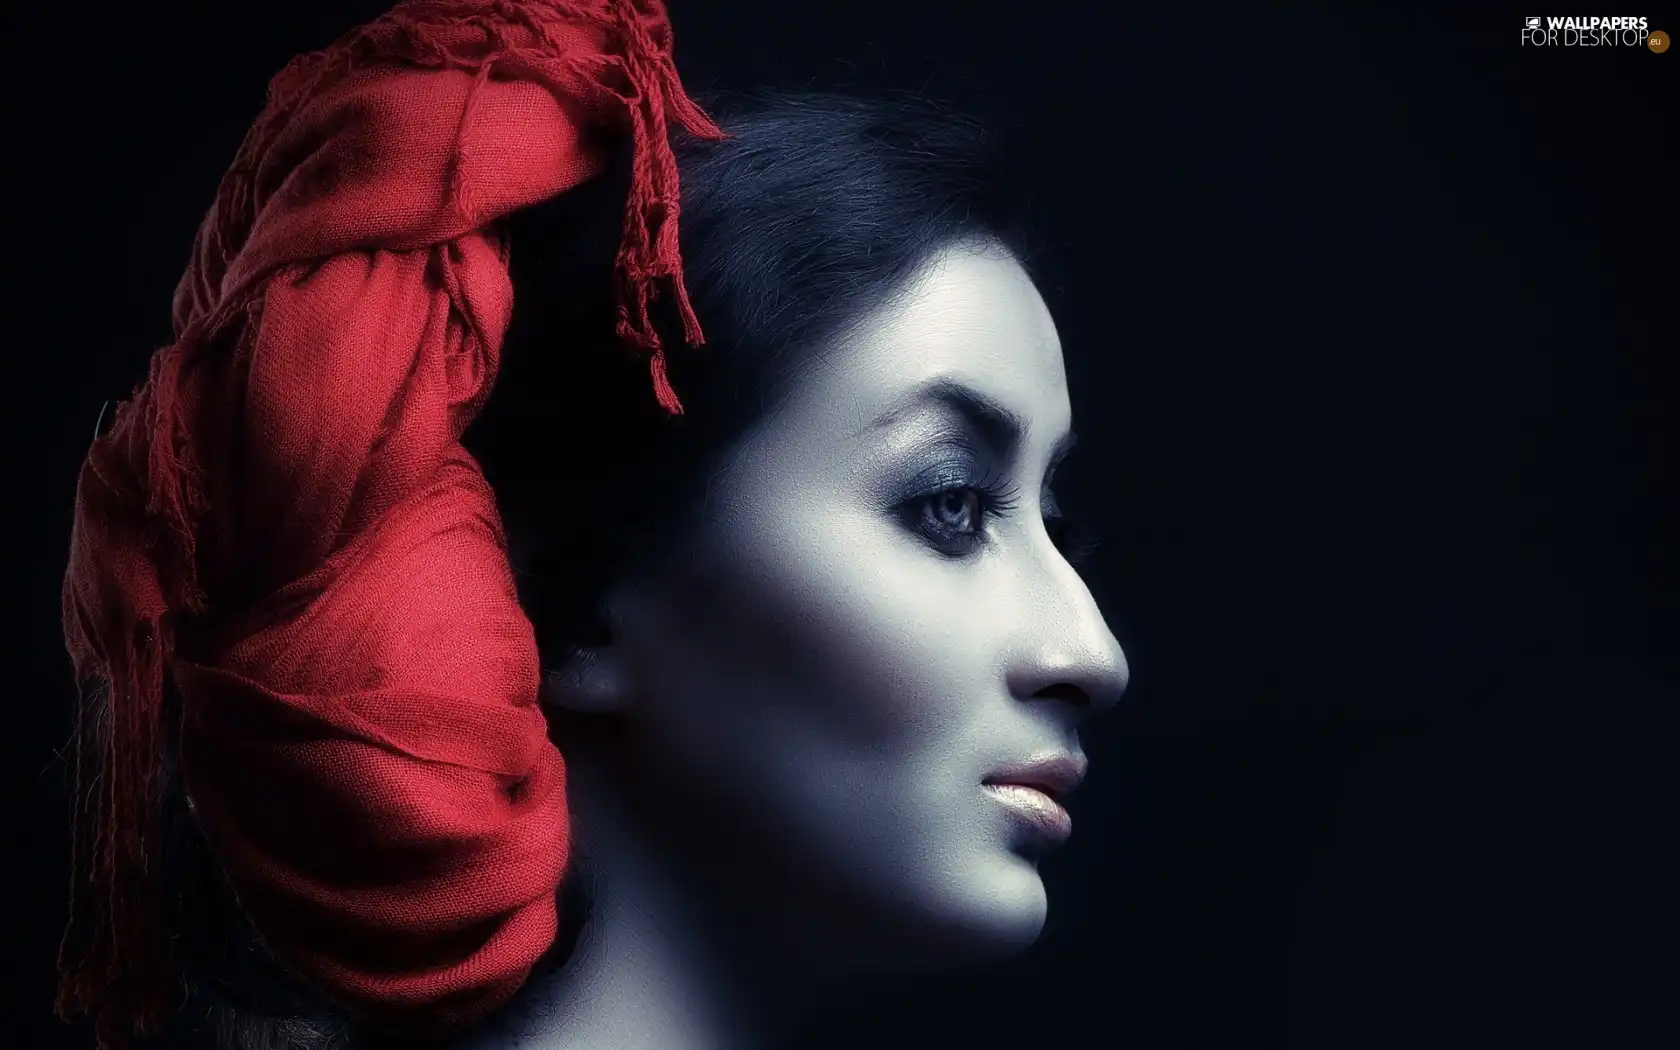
[541,644,632,714]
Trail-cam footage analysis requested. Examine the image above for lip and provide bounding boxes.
[983,753,1087,800]
[983,753,1087,844]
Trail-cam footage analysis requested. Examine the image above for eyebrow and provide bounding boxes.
[866,377,1077,468]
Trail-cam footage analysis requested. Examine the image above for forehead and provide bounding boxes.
[774,243,1071,444]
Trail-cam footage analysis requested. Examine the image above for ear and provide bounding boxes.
[541,641,632,715]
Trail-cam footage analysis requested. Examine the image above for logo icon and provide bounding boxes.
[1525,17,1542,30]
[1651,29,1671,52]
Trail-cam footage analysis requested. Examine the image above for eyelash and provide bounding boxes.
[902,470,1104,564]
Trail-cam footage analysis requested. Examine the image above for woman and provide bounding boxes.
[56,2,1129,1048]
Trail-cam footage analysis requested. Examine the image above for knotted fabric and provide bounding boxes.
[56,2,722,1045]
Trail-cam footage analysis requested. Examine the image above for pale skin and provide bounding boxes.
[462,241,1130,1050]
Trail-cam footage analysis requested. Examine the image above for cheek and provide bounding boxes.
[618,501,1051,959]
[622,500,1006,858]
[677,505,991,729]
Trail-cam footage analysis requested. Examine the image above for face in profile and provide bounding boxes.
[571,241,1129,969]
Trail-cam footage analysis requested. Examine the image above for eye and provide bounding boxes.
[901,476,1020,557]
[923,488,983,535]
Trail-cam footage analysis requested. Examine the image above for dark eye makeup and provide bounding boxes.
[892,450,1102,564]
[897,463,1021,557]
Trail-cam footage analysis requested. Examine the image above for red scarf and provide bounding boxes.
[57,2,721,1045]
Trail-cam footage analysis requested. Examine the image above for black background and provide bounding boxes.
[3,4,1673,1048]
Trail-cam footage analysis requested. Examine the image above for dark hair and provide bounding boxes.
[474,90,1034,657]
[141,90,1033,1050]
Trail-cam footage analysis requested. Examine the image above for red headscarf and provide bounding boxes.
[56,2,721,1045]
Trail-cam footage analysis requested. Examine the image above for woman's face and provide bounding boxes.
[595,242,1129,967]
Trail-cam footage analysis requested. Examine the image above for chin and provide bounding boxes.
[873,854,1050,972]
[959,852,1053,959]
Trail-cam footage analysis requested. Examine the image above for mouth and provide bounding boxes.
[983,753,1087,844]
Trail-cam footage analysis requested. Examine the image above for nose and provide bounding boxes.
[1005,568,1130,719]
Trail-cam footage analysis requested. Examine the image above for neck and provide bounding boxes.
[471,757,813,1050]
